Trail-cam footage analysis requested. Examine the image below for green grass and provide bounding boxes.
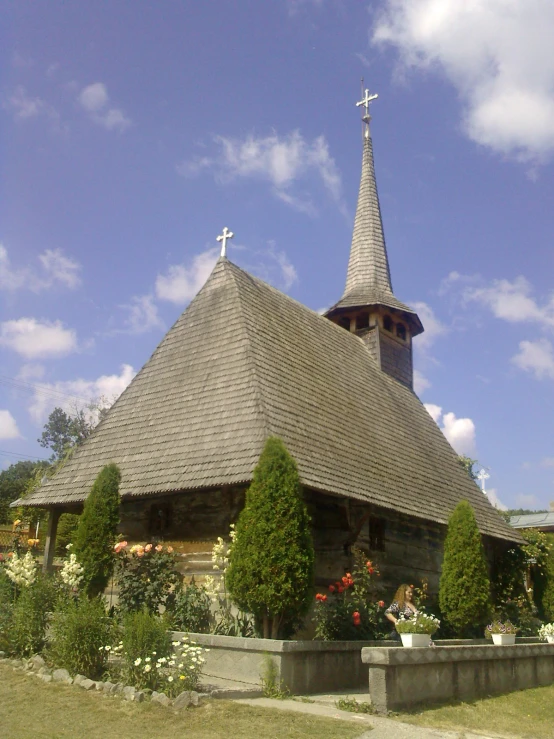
[0,663,361,739]
[395,684,554,738]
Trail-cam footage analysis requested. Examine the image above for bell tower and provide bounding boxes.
[325,86,423,390]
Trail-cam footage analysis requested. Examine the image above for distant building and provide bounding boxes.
[510,505,554,533]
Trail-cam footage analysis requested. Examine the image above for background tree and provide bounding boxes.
[0,460,50,524]
[73,464,121,597]
[226,437,314,639]
[38,401,110,463]
[439,500,491,637]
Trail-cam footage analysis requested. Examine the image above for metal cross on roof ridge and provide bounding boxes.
[476,468,490,493]
[356,84,378,138]
[216,226,234,257]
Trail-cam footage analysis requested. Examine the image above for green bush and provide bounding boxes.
[9,573,57,657]
[73,464,121,597]
[226,436,314,639]
[121,609,171,669]
[47,596,114,679]
[0,566,15,652]
[55,513,80,555]
[439,500,491,637]
[116,544,179,614]
[542,534,554,622]
[171,579,212,633]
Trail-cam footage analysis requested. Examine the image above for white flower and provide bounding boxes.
[168,676,174,682]
[134,658,142,666]
[145,657,151,662]
[144,664,151,673]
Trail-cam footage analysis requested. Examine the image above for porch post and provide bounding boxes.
[43,508,62,573]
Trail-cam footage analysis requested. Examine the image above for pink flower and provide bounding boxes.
[113,541,128,553]
[155,544,163,552]
[167,546,174,553]
[145,544,152,553]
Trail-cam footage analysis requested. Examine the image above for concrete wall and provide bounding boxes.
[172,632,392,694]
[362,643,554,712]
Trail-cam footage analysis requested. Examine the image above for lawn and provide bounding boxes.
[396,684,554,738]
[0,663,362,739]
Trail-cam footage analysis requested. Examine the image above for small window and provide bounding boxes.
[338,316,351,331]
[149,503,172,537]
[356,312,369,330]
[396,323,406,340]
[383,315,393,332]
[369,516,386,552]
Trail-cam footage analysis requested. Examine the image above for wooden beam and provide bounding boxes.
[43,509,62,573]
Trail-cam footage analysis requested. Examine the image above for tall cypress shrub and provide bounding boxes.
[73,464,121,597]
[439,500,491,637]
[226,437,314,639]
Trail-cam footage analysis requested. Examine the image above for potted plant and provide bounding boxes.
[485,620,518,645]
[538,623,554,644]
[395,612,440,647]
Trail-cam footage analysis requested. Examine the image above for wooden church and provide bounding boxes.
[20,91,519,594]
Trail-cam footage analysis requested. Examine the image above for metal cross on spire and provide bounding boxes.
[356,81,378,138]
[476,469,490,494]
[216,226,234,257]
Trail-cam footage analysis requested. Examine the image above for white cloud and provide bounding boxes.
[424,402,442,424]
[372,0,554,161]
[486,488,508,511]
[247,242,299,292]
[0,318,78,359]
[17,363,46,381]
[178,131,345,216]
[155,248,219,305]
[119,294,165,334]
[464,276,554,328]
[78,82,131,133]
[0,244,81,292]
[411,301,447,353]
[38,249,82,289]
[511,338,554,380]
[27,364,136,425]
[424,403,476,456]
[541,457,554,468]
[413,369,431,395]
[0,410,21,440]
[4,86,62,131]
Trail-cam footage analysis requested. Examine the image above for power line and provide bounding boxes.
[0,449,49,462]
[0,374,91,404]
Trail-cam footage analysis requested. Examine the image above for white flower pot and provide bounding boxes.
[400,633,431,648]
[491,633,516,645]
[546,635,554,644]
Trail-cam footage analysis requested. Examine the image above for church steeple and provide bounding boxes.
[326,86,424,389]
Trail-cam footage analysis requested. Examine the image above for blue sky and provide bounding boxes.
[1,0,554,511]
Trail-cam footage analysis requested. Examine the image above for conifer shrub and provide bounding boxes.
[226,436,314,639]
[439,500,491,637]
[542,534,554,622]
[55,513,81,555]
[73,464,121,597]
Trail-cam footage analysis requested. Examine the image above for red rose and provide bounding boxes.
[369,568,374,574]
[378,600,385,608]
[329,585,335,593]
[321,594,327,602]
[338,586,344,593]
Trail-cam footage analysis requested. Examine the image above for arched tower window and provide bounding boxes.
[337,316,351,331]
[383,315,393,332]
[396,323,406,340]
[356,312,369,330]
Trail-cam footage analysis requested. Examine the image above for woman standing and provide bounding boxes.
[385,583,418,637]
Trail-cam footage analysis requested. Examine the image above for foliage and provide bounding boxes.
[38,403,109,463]
[260,654,290,699]
[335,697,375,714]
[439,500,491,637]
[107,635,206,696]
[8,572,57,657]
[485,619,518,637]
[0,567,15,652]
[313,549,387,641]
[203,529,255,637]
[47,595,115,679]
[395,612,440,635]
[542,535,554,622]
[226,437,315,639]
[56,513,81,555]
[171,579,212,633]
[457,456,479,481]
[120,609,172,668]
[73,464,121,597]
[538,623,554,639]
[0,460,50,524]
[115,541,179,614]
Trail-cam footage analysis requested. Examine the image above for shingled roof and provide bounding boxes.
[326,135,423,335]
[21,257,517,543]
